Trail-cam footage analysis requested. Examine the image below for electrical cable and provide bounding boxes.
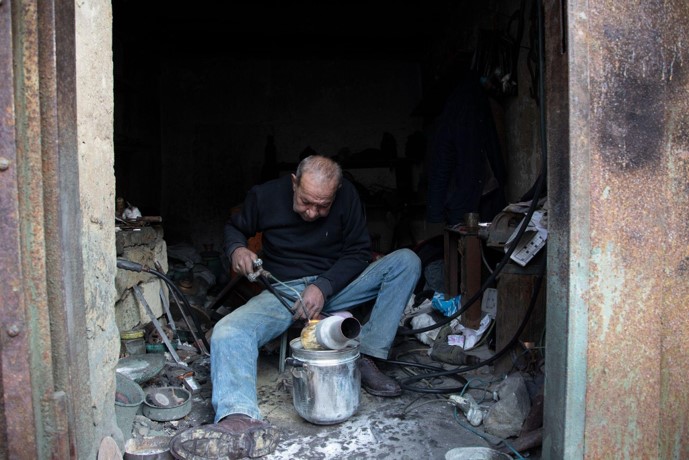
[398,173,543,338]
[257,272,316,320]
[480,244,494,274]
[266,273,303,304]
[459,376,498,402]
[453,408,527,460]
[148,268,211,351]
[398,268,544,392]
[166,276,210,355]
[116,258,211,351]
[402,396,451,415]
[390,0,549,396]
[398,0,548,340]
[254,271,334,321]
[256,275,299,316]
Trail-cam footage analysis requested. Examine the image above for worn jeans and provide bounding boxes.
[210,248,421,422]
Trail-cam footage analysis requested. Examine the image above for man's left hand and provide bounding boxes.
[295,284,325,320]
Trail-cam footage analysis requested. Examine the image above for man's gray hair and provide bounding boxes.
[295,155,343,187]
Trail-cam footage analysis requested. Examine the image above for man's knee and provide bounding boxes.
[390,248,422,276]
[211,311,253,344]
[210,322,242,345]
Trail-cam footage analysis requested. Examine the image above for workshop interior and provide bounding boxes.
[110,1,548,458]
[4,0,687,459]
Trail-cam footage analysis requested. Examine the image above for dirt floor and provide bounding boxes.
[118,332,544,460]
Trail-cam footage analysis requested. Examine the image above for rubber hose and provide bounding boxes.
[395,0,549,389]
[399,266,544,393]
[148,269,211,351]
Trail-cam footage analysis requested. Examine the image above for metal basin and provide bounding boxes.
[142,387,192,421]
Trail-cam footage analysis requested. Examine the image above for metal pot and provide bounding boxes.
[287,338,360,425]
[142,387,191,421]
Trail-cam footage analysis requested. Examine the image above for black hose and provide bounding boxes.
[259,274,331,320]
[148,268,211,351]
[398,0,547,340]
[393,0,549,390]
[399,265,544,393]
[116,258,211,351]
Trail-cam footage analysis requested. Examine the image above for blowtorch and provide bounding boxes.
[246,259,361,351]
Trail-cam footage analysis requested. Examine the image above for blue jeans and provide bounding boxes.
[210,248,421,422]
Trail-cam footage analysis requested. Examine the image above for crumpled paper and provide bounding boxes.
[447,314,492,350]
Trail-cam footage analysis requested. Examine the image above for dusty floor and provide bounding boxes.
[120,334,543,460]
[253,353,501,460]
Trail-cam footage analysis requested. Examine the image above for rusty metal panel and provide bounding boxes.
[50,0,96,457]
[578,0,689,458]
[546,0,689,456]
[0,0,86,458]
[15,2,64,458]
[38,0,78,457]
[650,3,689,458]
[0,0,40,458]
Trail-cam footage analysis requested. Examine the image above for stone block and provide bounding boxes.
[483,373,531,439]
[116,279,168,331]
[114,227,169,332]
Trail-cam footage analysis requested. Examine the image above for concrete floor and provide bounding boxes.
[254,352,501,460]
[123,338,543,460]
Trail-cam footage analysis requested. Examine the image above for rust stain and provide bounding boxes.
[0,1,39,457]
[583,0,689,458]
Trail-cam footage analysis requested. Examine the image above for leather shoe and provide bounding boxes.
[359,356,401,397]
[169,414,279,459]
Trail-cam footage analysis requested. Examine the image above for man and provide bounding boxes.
[170,155,421,459]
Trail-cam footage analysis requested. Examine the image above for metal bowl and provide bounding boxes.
[142,387,192,421]
[123,436,172,460]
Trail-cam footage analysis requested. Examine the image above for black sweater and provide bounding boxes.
[224,175,372,299]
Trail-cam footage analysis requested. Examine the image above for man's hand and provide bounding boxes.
[231,247,259,276]
[294,284,325,320]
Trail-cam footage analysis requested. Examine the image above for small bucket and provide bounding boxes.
[115,373,145,441]
[287,338,360,425]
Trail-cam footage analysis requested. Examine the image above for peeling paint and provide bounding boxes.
[601,186,610,199]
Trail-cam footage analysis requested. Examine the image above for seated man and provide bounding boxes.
[171,155,421,459]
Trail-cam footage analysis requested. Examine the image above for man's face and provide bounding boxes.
[291,173,337,222]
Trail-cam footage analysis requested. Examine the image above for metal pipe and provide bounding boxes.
[132,285,190,370]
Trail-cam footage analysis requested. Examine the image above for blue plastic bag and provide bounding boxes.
[431,292,460,317]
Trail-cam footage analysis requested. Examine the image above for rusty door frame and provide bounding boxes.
[0,0,38,456]
[543,0,587,458]
[1,1,92,458]
[544,0,689,458]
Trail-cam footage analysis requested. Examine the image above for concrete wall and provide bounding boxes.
[75,0,120,455]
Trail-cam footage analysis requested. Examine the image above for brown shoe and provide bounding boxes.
[359,356,401,397]
[169,414,280,459]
